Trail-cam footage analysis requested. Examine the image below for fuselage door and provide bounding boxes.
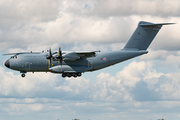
[88,60,93,69]
[25,62,30,70]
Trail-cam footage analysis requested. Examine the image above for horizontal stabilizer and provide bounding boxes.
[140,23,175,27]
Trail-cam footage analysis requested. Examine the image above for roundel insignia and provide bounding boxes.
[103,57,107,61]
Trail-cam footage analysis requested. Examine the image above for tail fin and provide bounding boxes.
[124,21,174,50]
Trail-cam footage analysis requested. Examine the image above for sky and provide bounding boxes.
[0,0,180,120]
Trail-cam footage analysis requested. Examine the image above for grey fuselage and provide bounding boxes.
[6,49,148,74]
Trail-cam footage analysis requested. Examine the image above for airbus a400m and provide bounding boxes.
[4,21,174,78]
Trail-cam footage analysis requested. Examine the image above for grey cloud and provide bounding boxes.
[0,15,134,52]
[131,81,161,101]
[0,0,62,52]
[1,98,180,120]
[0,0,61,24]
[65,0,180,18]
[139,50,180,61]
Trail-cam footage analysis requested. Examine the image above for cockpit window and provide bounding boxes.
[10,55,17,59]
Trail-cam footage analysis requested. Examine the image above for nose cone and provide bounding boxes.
[4,60,10,68]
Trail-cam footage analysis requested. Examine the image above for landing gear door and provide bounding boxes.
[25,62,30,70]
[88,60,93,69]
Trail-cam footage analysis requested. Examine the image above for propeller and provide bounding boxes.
[46,48,53,68]
[56,47,63,66]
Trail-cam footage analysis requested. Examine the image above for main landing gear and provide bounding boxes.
[62,73,82,78]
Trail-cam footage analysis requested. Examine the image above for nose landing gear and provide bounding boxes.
[20,71,27,78]
[21,73,26,78]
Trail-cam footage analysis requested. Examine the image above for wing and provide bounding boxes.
[3,52,42,55]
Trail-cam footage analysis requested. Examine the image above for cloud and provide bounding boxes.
[1,0,180,52]
[64,0,180,17]
[1,0,180,119]
[1,59,180,119]
[0,0,61,24]
[1,14,179,53]
[140,50,180,72]
[0,13,134,52]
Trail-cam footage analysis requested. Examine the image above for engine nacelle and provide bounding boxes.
[63,53,80,61]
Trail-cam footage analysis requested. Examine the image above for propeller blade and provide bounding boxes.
[46,48,53,59]
[56,47,63,66]
[46,48,53,68]
[49,48,52,57]
[50,58,52,68]
[59,47,63,66]
[60,57,62,66]
[59,47,62,56]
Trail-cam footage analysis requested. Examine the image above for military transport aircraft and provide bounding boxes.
[4,21,174,78]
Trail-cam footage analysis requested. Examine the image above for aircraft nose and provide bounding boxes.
[4,60,10,68]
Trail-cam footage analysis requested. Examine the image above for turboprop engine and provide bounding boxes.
[63,52,80,61]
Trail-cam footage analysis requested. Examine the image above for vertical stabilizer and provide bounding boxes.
[124,21,174,50]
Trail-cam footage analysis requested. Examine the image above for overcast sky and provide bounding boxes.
[1,0,180,120]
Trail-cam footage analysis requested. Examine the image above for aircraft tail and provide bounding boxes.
[124,21,174,50]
